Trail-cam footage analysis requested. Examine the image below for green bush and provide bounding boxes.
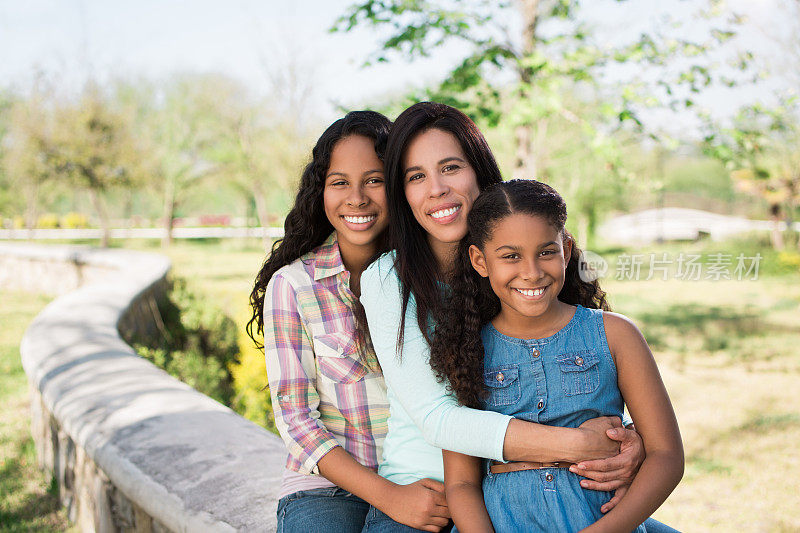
[134,277,239,405]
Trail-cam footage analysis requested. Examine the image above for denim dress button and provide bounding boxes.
[545,473,554,481]
[532,347,540,358]
[575,356,584,366]
[537,400,544,409]
[497,372,504,382]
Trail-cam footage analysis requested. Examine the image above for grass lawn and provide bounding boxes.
[5,237,799,531]
[0,290,73,532]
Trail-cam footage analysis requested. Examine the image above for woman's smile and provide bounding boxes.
[427,203,462,224]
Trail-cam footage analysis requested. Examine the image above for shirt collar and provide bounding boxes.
[313,232,347,281]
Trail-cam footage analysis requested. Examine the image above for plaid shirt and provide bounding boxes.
[264,232,389,481]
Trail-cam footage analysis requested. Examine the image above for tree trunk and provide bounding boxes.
[23,182,39,233]
[161,179,176,248]
[769,203,785,251]
[513,0,541,180]
[88,188,111,248]
[252,184,271,249]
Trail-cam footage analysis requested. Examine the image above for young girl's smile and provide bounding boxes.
[469,212,573,334]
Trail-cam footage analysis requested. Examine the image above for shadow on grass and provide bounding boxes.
[685,412,800,478]
[631,303,797,353]
[0,435,64,531]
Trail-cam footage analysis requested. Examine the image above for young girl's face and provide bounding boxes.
[323,135,389,250]
[469,212,572,321]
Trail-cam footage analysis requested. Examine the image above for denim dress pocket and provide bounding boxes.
[314,331,368,384]
[555,350,600,396]
[483,366,521,407]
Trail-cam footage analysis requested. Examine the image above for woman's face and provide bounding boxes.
[323,135,389,252]
[402,128,480,253]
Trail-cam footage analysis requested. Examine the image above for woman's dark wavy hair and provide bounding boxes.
[384,102,503,349]
[429,179,610,407]
[246,110,392,352]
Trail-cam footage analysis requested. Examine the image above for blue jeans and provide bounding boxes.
[277,487,370,533]
[643,518,681,533]
[361,506,453,532]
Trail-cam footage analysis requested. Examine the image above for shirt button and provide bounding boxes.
[532,347,540,358]
[575,356,584,366]
[545,473,554,482]
[537,400,544,409]
[496,372,504,382]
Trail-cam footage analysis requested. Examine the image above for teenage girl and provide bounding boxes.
[247,111,451,532]
[431,179,684,532]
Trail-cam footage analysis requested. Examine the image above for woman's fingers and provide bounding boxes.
[578,477,626,491]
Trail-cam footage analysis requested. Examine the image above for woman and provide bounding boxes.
[248,111,451,532]
[359,102,677,532]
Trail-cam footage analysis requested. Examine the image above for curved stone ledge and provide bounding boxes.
[3,243,285,532]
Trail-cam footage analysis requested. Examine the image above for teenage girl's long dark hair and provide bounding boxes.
[384,102,503,349]
[246,110,392,350]
[429,180,610,407]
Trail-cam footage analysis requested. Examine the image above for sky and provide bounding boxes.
[0,0,794,131]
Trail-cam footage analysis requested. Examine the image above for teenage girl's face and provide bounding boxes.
[323,135,389,251]
[402,128,480,252]
[469,213,572,322]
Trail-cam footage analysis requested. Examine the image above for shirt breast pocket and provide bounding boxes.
[313,331,368,384]
[483,366,521,407]
[556,350,600,396]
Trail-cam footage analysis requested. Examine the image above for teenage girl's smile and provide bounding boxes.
[323,134,389,252]
[403,128,480,253]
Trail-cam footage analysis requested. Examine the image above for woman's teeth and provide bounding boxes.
[515,287,545,297]
[430,206,459,219]
[343,215,376,224]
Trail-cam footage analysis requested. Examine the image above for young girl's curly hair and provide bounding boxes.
[429,179,610,407]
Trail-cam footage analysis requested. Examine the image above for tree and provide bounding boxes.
[121,75,228,247]
[1,85,55,230]
[333,0,750,177]
[45,84,140,247]
[703,98,800,251]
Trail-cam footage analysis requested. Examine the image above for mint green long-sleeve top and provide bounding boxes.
[360,252,512,485]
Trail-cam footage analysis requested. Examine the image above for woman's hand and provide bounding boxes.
[570,425,646,513]
[384,478,452,532]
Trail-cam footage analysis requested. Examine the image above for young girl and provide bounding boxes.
[431,180,684,533]
[247,111,451,532]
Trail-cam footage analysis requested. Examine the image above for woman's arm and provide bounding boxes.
[442,450,494,533]
[582,313,684,533]
[360,256,620,463]
[265,273,451,531]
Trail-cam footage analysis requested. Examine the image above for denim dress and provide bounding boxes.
[479,305,647,533]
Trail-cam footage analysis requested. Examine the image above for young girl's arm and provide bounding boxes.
[581,313,684,533]
[442,450,494,533]
[264,273,449,531]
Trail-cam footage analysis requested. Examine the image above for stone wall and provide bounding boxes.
[3,243,286,532]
